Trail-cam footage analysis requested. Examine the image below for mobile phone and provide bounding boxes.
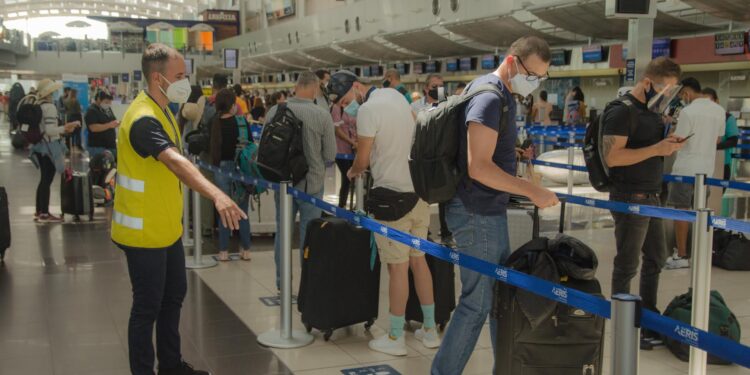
[678,133,695,143]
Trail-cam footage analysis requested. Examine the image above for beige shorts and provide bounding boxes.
[374,199,430,264]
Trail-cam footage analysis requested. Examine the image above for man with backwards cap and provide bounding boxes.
[329,70,441,356]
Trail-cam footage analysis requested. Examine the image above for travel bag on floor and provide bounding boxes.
[0,187,10,262]
[297,217,380,341]
[493,203,605,375]
[60,168,94,221]
[663,290,741,364]
[405,253,456,331]
[712,229,750,271]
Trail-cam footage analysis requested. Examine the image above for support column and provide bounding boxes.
[240,0,248,34]
[625,18,654,85]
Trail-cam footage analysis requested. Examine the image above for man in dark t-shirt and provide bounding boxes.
[86,91,118,158]
[600,57,685,349]
[431,36,559,375]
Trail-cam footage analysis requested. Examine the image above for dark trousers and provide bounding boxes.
[336,159,353,208]
[438,203,451,238]
[609,192,668,312]
[35,153,56,214]
[122,240,187,375]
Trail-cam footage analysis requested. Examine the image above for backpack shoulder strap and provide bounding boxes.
[617,97,639,137]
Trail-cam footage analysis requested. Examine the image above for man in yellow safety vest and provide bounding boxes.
[112,43,246,375]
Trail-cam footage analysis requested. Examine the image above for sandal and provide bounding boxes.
[218,251,230,261]
[241,249,252,261]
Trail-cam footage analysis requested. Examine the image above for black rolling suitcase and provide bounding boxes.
[0,187,10,262]
[298,217,381,341]
[60,169,94,221]
[405,254,456,331]
[493,202,605,375]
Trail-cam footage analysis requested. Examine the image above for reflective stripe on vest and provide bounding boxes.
[116,174,145,193]
[113,210,144,230]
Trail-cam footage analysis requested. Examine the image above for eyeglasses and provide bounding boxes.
[515,55,550,82]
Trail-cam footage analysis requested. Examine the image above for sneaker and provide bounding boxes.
[414,327,441,349]
[640,330,663,350]
[441,235,457,249]
[665,255,690,270]
[368,334,408,356]
[158,361,210,375]
[36,213,63,223]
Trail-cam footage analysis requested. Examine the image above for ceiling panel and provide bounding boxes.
[303,46,372,65]
[338,39,422,61]
[250,55,298,70]
[383,29,486,58]
[273,51,328,69]
[532,0,717,40]
[683,0,750,22]
[444,16,573,47]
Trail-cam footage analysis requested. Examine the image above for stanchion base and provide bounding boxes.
[185,256,218,269]
[257,329,314,349]
[182,239,195,248]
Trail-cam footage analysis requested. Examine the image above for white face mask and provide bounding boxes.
[100,103,111,110]
[159,74,191,104]
[509,60,541,97]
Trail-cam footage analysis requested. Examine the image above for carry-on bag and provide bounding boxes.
[712,229,750,271]
[60,147,94,221]
[405,253,456,331]
[297,217,380,341]
[663,290,741,364]
[0,187,10,262]
[493,201,605,375]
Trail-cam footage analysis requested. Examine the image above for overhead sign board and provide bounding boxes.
[202,10,239,23]
[715,31,746,55]
[625,59,636,81]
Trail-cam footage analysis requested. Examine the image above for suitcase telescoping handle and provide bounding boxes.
[531,198,567,239]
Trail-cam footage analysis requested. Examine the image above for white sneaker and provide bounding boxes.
[415,327,441,349]
[665,255,690,270]
[368,334,407,356]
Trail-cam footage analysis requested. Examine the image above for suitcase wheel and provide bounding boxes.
[304,322,312,333]
[323,329,333,342]
[89,214,94,221]
[74,215,81,222]
[364,319,374,331]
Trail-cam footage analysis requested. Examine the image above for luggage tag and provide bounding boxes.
[354,209,378,271]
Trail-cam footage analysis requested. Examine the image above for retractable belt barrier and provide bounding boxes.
[733,153,750,160]
[194,159,750,368]
[531,159,588,172]
[335,153,355,161]
[531,140,584,148]
[735,144,750,150]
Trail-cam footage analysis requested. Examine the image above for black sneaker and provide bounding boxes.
[158,361,210,375]
[640,330,664,350]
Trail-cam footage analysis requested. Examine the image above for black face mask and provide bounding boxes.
[645,83,658,103]
[427,86,444,101]
[382,79,391,88]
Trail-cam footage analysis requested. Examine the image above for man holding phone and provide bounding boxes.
[665,77,726,270]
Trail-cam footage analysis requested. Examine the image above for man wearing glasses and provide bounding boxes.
[431,36,559,375]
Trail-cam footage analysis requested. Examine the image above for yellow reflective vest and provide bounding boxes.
[112,91,183,248]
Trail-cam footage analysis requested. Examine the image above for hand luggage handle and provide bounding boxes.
[532,198,566,239]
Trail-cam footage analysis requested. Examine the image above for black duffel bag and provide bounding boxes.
[713,229,750,271]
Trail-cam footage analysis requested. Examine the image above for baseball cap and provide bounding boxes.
[327,70,359,103]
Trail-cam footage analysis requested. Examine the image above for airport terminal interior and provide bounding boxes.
[2,0,750,374]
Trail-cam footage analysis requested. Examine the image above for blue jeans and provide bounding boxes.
[431,198,511,375]
[88,146,116,160]
[214,161,251,251]
[273,185,323,290]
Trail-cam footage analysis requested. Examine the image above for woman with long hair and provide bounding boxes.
[209,89,252,261]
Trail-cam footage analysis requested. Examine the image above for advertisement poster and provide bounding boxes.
[62,74,91,146]
[715,31,746,55]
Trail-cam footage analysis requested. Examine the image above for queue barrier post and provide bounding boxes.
[355,173,365,212]
[181,182,194,249]
[565,130,575,231]
[185,172,217,269]
[611,294,641,375]
[689,208,714,375]
[693,174,707,210]
[257,181,314,348]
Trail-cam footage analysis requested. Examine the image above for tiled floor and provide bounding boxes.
[2,113,750,375]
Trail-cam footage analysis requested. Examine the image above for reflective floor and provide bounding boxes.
[1,113,750,375]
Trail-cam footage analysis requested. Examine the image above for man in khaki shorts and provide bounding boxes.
[329,70,441,356]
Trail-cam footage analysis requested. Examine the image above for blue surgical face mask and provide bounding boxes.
[344,100,360,117]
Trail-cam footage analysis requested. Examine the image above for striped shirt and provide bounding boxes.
[265,97,337,194]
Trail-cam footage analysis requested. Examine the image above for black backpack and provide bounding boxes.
[409,84,506,204]
[16,95,45,145]
[256,103,308,184]
[583,97,638,192]
[8,82,25,130]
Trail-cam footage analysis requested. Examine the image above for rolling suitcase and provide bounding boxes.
[405,253,456,331]
[298,217,381,341]
[60,168,94,221]
[0,187,10,262]
[493,202,605,375]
